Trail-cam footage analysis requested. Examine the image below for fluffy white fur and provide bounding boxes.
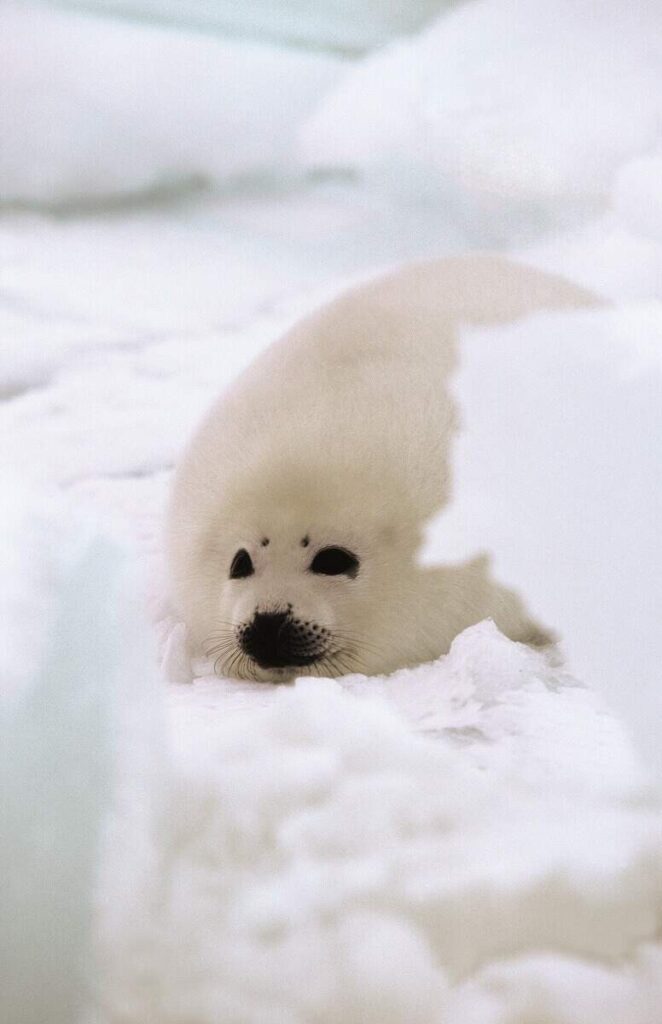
[167,255,598,681]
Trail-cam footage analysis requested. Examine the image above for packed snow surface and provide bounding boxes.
[303,0,662,236]
[2,2,662,1021]
[0,3,341,205]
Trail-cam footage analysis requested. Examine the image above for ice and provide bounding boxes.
[0,3,341,206]
[0,482,152,1023]
[2,0,662,1017]
[423,304,662,776]
[0,480,90,699]
[302,0,662,237]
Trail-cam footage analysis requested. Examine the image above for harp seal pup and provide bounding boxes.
[167,254,598,682]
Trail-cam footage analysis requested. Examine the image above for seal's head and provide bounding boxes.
[169,455,424,682]
[210,534,362,682]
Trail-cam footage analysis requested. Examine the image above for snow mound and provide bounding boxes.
[424,303,662,777]
[96,623,662,1022]
[302,0,662,226]
[2,491,660,1022]
[520,146,662,304]
[0,479,126,1021]
[0,3,340,206]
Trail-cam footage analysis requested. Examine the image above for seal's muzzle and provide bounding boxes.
[240,610,325,669]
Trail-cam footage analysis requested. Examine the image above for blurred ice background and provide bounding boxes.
[1,1,661,1021]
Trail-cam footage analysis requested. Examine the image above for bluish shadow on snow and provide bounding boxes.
[0,492,159,1024]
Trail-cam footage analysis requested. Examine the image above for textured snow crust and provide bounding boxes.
[95,621,662,1024]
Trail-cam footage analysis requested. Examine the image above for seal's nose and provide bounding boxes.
[241,611,319,668]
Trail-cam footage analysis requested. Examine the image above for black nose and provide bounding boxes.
[240,611,322,669]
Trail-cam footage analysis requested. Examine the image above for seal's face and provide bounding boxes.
[179,461,420,682]
[203,530,371,682]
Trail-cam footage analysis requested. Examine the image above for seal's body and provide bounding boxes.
[167,255,597,681]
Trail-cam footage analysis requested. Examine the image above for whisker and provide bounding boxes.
[333,651,355,677]
[204,635,235,652]
[227,647,244,680]
[332,630,381,656]
[205,621,238,633]
[205,643,236,661]
[340,643,371,674]
[203,629,236,652]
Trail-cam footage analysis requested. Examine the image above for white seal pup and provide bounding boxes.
[167,255,598,681]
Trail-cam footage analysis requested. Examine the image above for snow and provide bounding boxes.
[613,155,662,244]
[302,0,662,238]
[95,627,662,1024]
[0,484,129,1023]
[422,304,662,774]
[0,3,341,206]
[2,1,662,1020]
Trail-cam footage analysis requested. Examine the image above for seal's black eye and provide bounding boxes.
[230,549,254,579]
[309,546,359,578]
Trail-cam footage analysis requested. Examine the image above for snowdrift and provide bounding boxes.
[3,489,661,1022]
[303,0,662,236]
[0,3,340,206]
